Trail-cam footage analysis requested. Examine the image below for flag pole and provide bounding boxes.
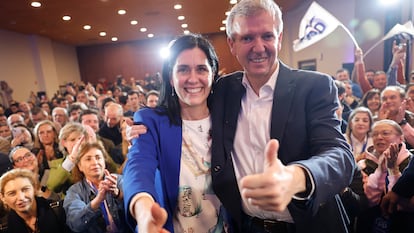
[362,39,384,58]
[339,24,360,49]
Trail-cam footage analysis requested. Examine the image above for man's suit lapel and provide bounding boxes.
[270,63,297,152]
[223,73,245,155]
[214,67,297,229]
[212,72,246,230]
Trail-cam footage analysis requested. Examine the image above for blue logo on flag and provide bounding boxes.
[299,16,327,43]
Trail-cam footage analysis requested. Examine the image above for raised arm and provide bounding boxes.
[387,41,407,86]
[355,48,373,94]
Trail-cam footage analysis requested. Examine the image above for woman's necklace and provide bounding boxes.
[181,118,212,176]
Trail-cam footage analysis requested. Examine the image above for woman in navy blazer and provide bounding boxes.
[123,34,229,233]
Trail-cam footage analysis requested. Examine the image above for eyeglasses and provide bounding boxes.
[371,130,397,138]
[13,152,34,164]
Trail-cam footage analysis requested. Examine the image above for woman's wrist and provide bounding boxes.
[90,196,103,210]
[68,154,77,162]
[130,193,154,218]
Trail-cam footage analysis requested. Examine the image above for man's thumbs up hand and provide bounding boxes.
[264,139,282,172]
[240,139,307,212]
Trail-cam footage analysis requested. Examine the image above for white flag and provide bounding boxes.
[363,21,414,57]
[382,21,414,41]
[293,2,343,52]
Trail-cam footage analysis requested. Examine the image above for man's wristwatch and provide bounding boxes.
[399,118,407,126]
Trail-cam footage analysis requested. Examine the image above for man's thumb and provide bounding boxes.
[264,139,280,169]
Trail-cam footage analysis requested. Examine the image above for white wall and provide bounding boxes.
[282,0,369,76]
[52,41,83,91]
[0,29,81,103]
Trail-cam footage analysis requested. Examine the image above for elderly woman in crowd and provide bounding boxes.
[356,119,412,232]
[48,122,118,195]
[64,142,129,233]
[359,120,411,205]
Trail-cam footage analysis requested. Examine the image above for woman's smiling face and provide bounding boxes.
[2,177,35,214]
[171,47,213,110]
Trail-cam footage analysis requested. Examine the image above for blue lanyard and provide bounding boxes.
[88,180,110,227]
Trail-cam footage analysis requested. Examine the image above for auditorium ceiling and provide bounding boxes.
[0,0,304,46]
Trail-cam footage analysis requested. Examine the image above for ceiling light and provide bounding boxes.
[174,4,182,10]
[148,34,154,38]
[62,15,71,21]
[30,2,42,8]
[118,9,126,15]
[220,26,226,31]
[99,31,107,36]
[183,30,190,34]
[230,0,237,4]
[83,25,92,30]
[222,20,227,24]
[177,16,185,20]
[225,11,230,16]
[181,23,188,28]
[140,27,147,32]
[111,37,118,41]
[130,20,138,25]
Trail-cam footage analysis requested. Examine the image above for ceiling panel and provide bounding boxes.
[0,0,304,46]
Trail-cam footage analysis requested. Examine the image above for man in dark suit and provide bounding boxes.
[210,0,355,232]
[381,157,414,231]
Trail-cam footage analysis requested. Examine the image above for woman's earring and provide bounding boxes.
[172,87,175,97]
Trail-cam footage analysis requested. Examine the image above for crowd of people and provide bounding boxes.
[0,0,413,232]
[0,74,158,232]
[326,26,414,233]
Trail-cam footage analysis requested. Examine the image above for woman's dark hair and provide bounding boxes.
[38,101,52,110]
[359,88,380,110]
[158,33,219,125]
[101,97,116,111]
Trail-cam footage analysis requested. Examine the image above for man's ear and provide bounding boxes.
[227,37,236,56]
[277,32,283,51]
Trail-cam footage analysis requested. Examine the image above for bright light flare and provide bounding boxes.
[160,47,170,59]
